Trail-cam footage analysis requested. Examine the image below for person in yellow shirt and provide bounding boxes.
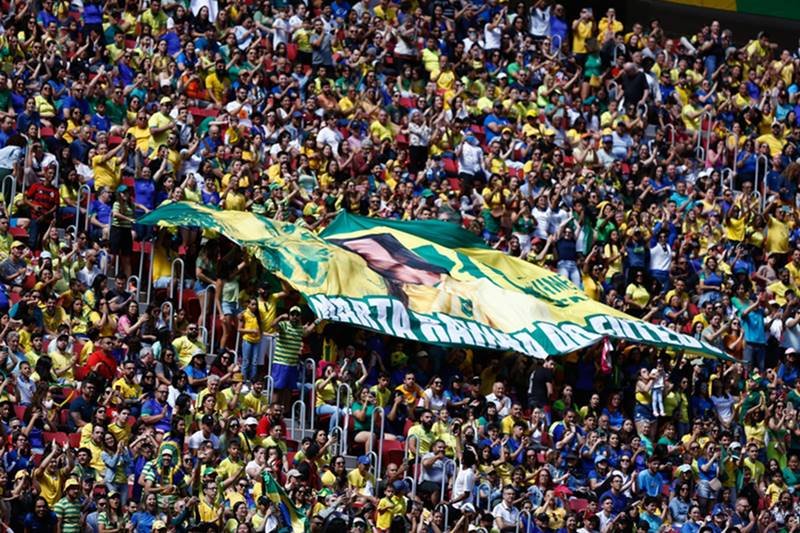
[765,201,791,256]
[369,110,397,144]
[767,268,792,306]
[91,140,126,191]
[126,112,153,153]
[148,97,175,148]
[756,123,787,156]
[196,375,227,413]
[597,8,623,44]
[347,455,377,502]
[421,38,441,74]
[681,94,711,134]
[206,59,230,106]
[112,362,142,412]
[140,0,168,35]
[238,298,262,383]
[198,481,224,525]
[571,9,594,56]
[33,442,72,507]
[376,482,406,532]
[172,324,206,367]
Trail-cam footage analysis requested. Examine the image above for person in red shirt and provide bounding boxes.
[86,336,117,382]
[256,402,288,437]
[23,162,59,248]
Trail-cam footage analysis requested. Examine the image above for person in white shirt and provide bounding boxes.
[316,115,343,155]
[529,0,551,38]
[492,485,520,532]
[485,381,512,417]
[451,448,477,510]
[648,230,674,292]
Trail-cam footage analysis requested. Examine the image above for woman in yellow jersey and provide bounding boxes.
[634,368,653,434]
[238,298,262,383]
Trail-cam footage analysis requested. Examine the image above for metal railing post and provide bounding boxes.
[663,124,676,148]
[170,258,185,308]
[76,184,91,232]
[403,434,421,496]
[369,406,385,478]
[436,503,451,533]
[516,511,533,533]
[290,399,306,440]
[335,383,352,455]
[304,358,315,430]
[476,482,492,511]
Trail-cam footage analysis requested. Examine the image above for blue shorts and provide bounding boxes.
[221,301,241,316]
[271,362,298,390]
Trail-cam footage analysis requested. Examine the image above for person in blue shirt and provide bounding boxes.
[679,506,705,533]
[732,283,767,371]
[89,100,111,133]
[599,474,628,515]
[483,101,510,144]
[637,456,666,497]
[131,492,161,533]
[640,497,665,532]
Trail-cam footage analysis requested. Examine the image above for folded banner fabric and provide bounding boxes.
[139,202,728,360]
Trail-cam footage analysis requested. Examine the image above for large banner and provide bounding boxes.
[140,203,727,360]
[658,0,800,20]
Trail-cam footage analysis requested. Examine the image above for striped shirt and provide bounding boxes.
[53,496,82,533]
[111,200,133,229]
[273,320,303,366]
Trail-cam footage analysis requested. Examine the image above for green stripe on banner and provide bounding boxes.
[737,0,800,20]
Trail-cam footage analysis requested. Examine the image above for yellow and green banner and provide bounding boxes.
[140,202,728,360]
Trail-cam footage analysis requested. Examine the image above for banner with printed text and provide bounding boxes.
[139,202,729,360]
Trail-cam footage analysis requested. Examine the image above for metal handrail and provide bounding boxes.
[76,184,91,232]
[607,81,618,102]
[403,434,421,496]
[200,286,217,353]
[550,34,561,55]
[369,406,386,477]
[290,399,306,440]
[304,358,316,431]
[516,510,533,533]
[476,482,492,511]
[265,375,274,413]
[329,427,344,456]
[169,258,185,308]
[695,145,705,162]
[145,241,156,306]
[435,503,451,533]
[663,123,676,148]
[637,103,648,120]
[696,111,713,159]
[720,167,734,192]
[335,383,352,455]
[199,325,209,344]
[440,458,455,503]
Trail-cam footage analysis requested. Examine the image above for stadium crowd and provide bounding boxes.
[1,0,800,531]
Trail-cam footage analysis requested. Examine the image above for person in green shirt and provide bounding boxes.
[54,478,82,533]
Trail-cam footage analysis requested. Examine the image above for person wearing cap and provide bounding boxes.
[141,445,184,511]
[0,238,27,290]
[348,455,377,503]
[269,305,318,410]
[53,477,82,532]
[148,96,176,148]
[377,481,407,531]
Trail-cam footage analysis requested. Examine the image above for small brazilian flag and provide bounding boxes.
[261,471,308,533]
